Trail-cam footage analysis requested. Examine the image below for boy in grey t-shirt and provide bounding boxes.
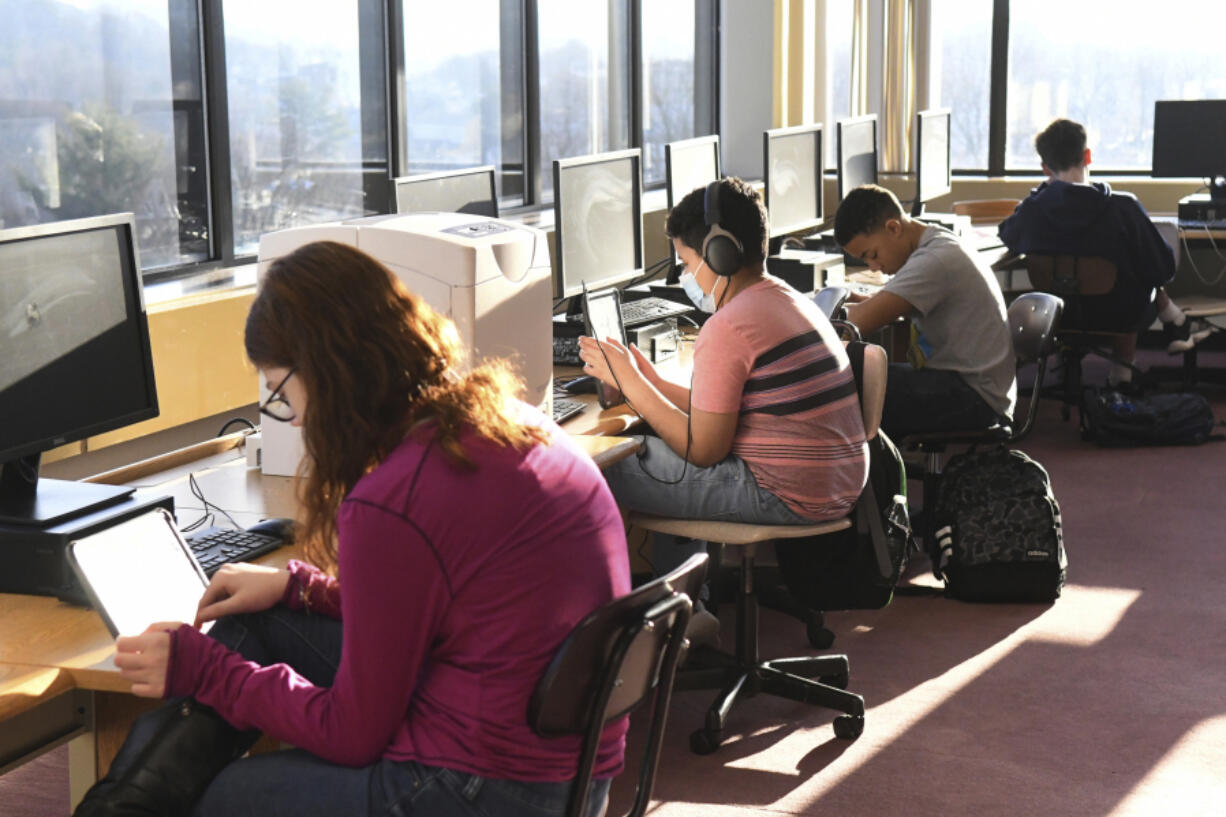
[833,184,1016,439]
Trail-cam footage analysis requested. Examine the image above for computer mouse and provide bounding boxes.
[246,517,296,542]
[562,375,599,394]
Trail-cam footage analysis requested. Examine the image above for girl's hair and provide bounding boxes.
[245,240,547,572]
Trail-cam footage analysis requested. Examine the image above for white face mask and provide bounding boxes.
[679,262,717,313]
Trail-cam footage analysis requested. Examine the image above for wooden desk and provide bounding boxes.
[0,423,640,802]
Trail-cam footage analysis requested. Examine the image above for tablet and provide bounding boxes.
[582,286,628,409]
[67,508,212,638]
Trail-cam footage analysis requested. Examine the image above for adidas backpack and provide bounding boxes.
[930,446,1066,603]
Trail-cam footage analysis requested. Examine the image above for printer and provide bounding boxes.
[255,213,552,476]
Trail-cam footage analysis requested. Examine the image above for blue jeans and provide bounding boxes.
[603,435,811,587]
[100,608,610,817]
[881,364,1004,440]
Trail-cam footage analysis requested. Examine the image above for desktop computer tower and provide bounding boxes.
[256,213,553,477]
[0,492,175,605]
[1178,194,1226,226]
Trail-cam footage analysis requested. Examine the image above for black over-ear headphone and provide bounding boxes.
[702,180,744,277]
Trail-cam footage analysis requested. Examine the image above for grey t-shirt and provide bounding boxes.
[882,226,1016,419]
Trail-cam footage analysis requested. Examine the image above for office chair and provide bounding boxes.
[901,292,1063,547]
[1026,254,1143,419]
[628,343,889,754]
[528,554,707,817]
[813,284,861,342]
[952,198,1020,225]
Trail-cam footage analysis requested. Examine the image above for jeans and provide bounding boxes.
[99,608,610,817]
[602,435,812,587]
[881,364,1004,440]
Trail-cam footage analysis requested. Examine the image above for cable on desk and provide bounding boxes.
[217,417,258,437]
[184,472,243,532]
[1180,228,1226,287]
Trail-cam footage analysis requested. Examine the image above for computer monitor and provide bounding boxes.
[1152,100,1226,201]
[664,135,721,281]
[837,114,879,202]
[912,108,952,217]
[552,149,644,299]
[0,213,158,527]
[393,165,499,216]
[763,123,824,239]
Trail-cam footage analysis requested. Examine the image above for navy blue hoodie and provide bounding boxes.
[998,180,1175,291]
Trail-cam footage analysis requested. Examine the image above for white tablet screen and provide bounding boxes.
[69,510,211,637]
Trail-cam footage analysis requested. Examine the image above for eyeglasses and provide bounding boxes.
[259,368,296,423]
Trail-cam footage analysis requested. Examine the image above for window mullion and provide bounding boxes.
[987,0,1009,176]
[200,0,235,264]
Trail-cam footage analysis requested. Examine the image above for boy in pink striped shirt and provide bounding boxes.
[579,178,868,611]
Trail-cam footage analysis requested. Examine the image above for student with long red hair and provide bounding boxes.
[74,241,630,817]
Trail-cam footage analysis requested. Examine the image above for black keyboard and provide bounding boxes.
[1179,219,1226,231]
[619,296,692,326]
[185,526,286,576]
[553,335,582,365]
[552,397,586,424]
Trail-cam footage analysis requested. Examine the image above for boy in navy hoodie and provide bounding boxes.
[998,118,1211,389]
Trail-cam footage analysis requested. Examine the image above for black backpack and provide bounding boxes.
[929,446,1066,603]
[776,342,913,611]
[1081,388,1218,447]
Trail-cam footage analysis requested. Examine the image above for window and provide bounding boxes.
[3,2,715,278]
[641,0,698,185]
[0,0,208,269]
[402,1,525,206]
[927,0,992,171]
[223,0,387,256]
[537,0,632,198]
[824,0,854,168]
[1006,0,1226,171]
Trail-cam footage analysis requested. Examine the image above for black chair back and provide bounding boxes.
[1007,291,1064,440]
[528,553,708,817]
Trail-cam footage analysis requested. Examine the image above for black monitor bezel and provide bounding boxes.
[392,165,499,217]
[836,114,880,203]
[1152,99,1226,182]
[552,148,645,300]
[0,212,159,465]
[914,108,952,215]
[763,122,825,239]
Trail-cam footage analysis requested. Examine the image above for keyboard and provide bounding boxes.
[1178,219,1226,231]
[552,397,586,425]
[619,296,693,327]
[553,335,582,365]
[185,526,286,576]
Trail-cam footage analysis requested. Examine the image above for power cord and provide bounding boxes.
[589,274,731,486]
[217,417,257,437]
[1180,227,1226,287]
[182,472,243,533]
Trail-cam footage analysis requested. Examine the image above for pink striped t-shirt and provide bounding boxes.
[691,275,868,520]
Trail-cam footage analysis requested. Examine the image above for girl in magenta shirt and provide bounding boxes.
[74,241,630,817]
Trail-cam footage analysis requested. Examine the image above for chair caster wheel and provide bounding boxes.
[690,727,722,755]
[820,671,849,690]
[807,619,835,650]
[833,715,864,740]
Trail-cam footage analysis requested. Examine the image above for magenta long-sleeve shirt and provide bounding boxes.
[167,415,631,780]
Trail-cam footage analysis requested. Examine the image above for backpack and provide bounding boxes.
[775,342,913,611]
[1081,388,1218,447]
[929,446,1066,603]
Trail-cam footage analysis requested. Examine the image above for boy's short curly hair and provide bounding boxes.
[1035,118,1087,173]
[665,176,768,266]
[833,184,904,246]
